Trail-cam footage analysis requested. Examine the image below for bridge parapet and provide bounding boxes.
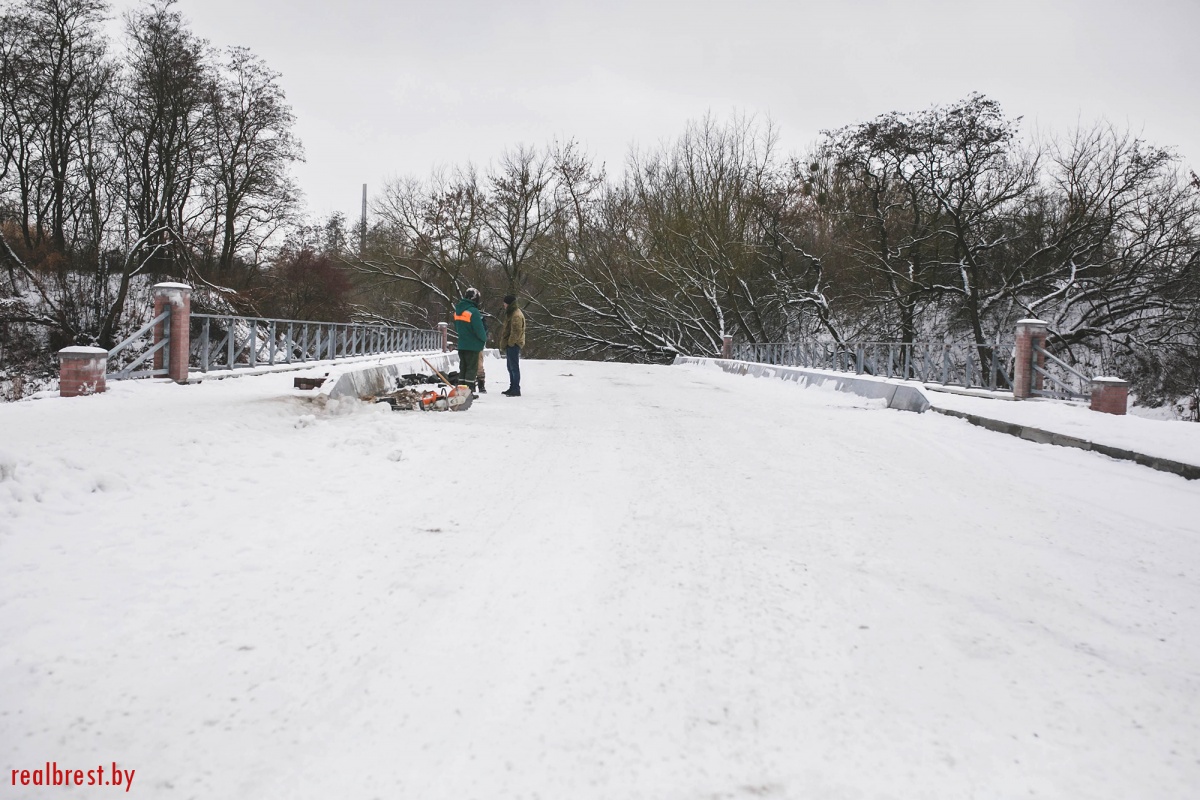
[724,319,1129,414]
[58,280,190,394]
[58,283,445,396]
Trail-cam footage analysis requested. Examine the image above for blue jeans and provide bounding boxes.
[505,346,521,393]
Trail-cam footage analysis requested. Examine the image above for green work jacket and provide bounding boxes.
[453,298,487,351]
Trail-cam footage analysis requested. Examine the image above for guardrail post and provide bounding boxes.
[721,335,732,359]
[1013,319,1047,399]
[57,346,108,396]
[1090,377,1129,415]
[152,282,192,383]
[438,321,449,352]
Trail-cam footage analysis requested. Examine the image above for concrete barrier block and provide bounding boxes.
[674,356,932,413]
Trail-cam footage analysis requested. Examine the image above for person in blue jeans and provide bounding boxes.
[497,294,525,396]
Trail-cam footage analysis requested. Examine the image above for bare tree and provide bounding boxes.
[30,0,108,251]
[0,2,45,249]
[112,0,209,278]
[0,0,122,345]
[539,116,836,360]
[94,0,208,345]
[204,46,301,282]
[357,166,488,326]
[481,143,560,294]
[748,158,842,343]
[1012,125,1200,357]
[822,114,938,346]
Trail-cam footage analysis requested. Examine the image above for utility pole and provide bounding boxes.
[360,183,368,256]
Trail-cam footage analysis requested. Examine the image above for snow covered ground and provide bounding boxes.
[2,358,1198,799]
[926,387,1200,467]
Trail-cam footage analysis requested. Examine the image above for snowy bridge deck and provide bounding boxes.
[2,359,1198,798]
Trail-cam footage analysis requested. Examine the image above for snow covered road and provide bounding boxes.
[2,359,1198,799]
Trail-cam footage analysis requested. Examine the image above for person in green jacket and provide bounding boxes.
[453,288,487,392]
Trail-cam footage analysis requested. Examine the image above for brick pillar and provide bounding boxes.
[1013,319,1048,399]
[152,282,192,383]
[438,322,449,352]
[721,335,732,359]
[58,346,108,397]
[1090,377,1129,415]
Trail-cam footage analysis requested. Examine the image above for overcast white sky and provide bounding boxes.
[115,0,1200,223]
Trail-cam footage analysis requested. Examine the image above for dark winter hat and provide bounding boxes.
[464,287,480,302]
[503,294,516,305]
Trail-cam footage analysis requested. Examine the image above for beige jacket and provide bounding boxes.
[498,303,526,349]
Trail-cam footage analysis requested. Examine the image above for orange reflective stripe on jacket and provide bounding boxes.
[454,310,472,323]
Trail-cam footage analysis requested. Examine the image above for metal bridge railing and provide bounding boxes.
[105,308,172,381]
[191,314,442,374]
[731,340,1016,392]
[1031,342,1091,401]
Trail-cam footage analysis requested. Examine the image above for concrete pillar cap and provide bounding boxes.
[1015,318,1048,327]
[57,346,109,358]
[1091,376,1128,385]
[438,322,448,329]
[152,282,192,292]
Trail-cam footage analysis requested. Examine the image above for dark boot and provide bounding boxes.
[477,375,486,393]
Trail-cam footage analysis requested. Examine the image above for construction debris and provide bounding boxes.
[375,381,474,412]
[375,388,426,410]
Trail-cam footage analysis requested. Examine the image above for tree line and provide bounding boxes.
[354,97,1198,405]
[0,0,301,386]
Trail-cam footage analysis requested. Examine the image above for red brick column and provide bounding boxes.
[1090,377,1129,415]
[438,322,449,352]
[721,335,732,359]
[152,282,192,383]
[57,346,108,397]
[1013,319,1048,399]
